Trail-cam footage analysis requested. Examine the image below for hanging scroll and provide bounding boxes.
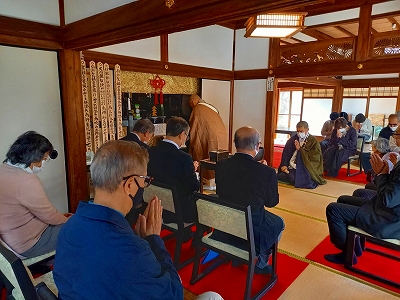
[104,64,115,141]
[80,56,92,152]
[89,61,101,152]
[114,64,123,139]
[97,62,109,143]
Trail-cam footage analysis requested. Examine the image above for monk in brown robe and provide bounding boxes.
[189,95,228,179]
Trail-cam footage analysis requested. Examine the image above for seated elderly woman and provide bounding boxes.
[0,131,69,258]
[352,137,400,200]
[323,117,357,177]
[277,121,326,189]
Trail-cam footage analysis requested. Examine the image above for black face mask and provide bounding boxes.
[129,194,141,208]
[129,177,144,208]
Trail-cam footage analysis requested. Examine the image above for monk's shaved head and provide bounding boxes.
[234,126,260,151]
[189,94,204,108]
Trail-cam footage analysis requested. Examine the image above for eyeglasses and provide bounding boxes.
[184,132,190,141]
[389,123,398,126]
[122,174,153,188]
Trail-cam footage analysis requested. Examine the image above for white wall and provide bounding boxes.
[234,29,269,71]
[64,0,135,24]
[233,80,267,151]
[92,37,160,61]
[201,79,231,133]
[0,0,59,25]
[0,45,68,213]
[169,25,234,70]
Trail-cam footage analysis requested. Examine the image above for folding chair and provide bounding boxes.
[345,225,400,288]
[190,193,278,300]
[347,136,365,177]
[0,242,58,300]
[143,180,196,270]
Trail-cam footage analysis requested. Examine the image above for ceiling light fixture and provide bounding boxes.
[244,13,307,38]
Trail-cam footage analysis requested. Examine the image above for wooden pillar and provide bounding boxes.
[332,84,343,112]
[264,38,280,165]
[355,5,372,62]
[264,80,278,165]
[396,88,400,112]
[58,50,88,212]
[160,34,168,62]
[229,79,234,153]
[229,30,236,153]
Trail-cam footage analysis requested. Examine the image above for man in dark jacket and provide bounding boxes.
[120,118,155,149]
[213,126,284,274]
[148,117,199,224]
[120,119,155,226]
[325,151,400,264]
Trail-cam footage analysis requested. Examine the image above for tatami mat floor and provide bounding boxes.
[183,177,400,299]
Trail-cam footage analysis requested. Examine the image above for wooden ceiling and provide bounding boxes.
[281,11,400,45]
[215,1,399,45]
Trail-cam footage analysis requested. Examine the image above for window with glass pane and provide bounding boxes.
[368,97,397,138]
[302,98,333,136]
[277,90,302,130]
[342,98,367,121]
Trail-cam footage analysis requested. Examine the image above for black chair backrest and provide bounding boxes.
[0,242,39,300]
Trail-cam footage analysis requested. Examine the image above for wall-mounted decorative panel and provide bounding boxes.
[122,71,198,95]
[280,38,355,65]
[371,32,400,58]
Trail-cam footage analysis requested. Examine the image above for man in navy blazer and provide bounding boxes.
[120,119,155,226]
[213,126,284,274]
[121,118,155,149]
[148,117,200,224]
[325,152,400,264]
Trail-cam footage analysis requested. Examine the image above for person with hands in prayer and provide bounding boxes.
[277,121,326,189]
[323,117,357,177]
[325,151,400,265]
[53,140,184,300]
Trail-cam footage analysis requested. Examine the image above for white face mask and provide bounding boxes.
[297,132,306,139]
[390,126,398,132]
[339,128,346,133]
[32,160,46,174]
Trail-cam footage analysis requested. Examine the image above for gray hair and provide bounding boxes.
[90,140,149,193]
[133,119,155,134]
[234,130,260,151]
[372,137,390,154]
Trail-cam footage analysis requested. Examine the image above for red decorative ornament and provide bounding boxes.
[149,75,166,105]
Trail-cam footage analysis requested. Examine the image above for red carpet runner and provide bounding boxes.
[306,236,400,294]
[164,236,308,299]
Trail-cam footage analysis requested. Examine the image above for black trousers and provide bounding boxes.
[326,196,366,251]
